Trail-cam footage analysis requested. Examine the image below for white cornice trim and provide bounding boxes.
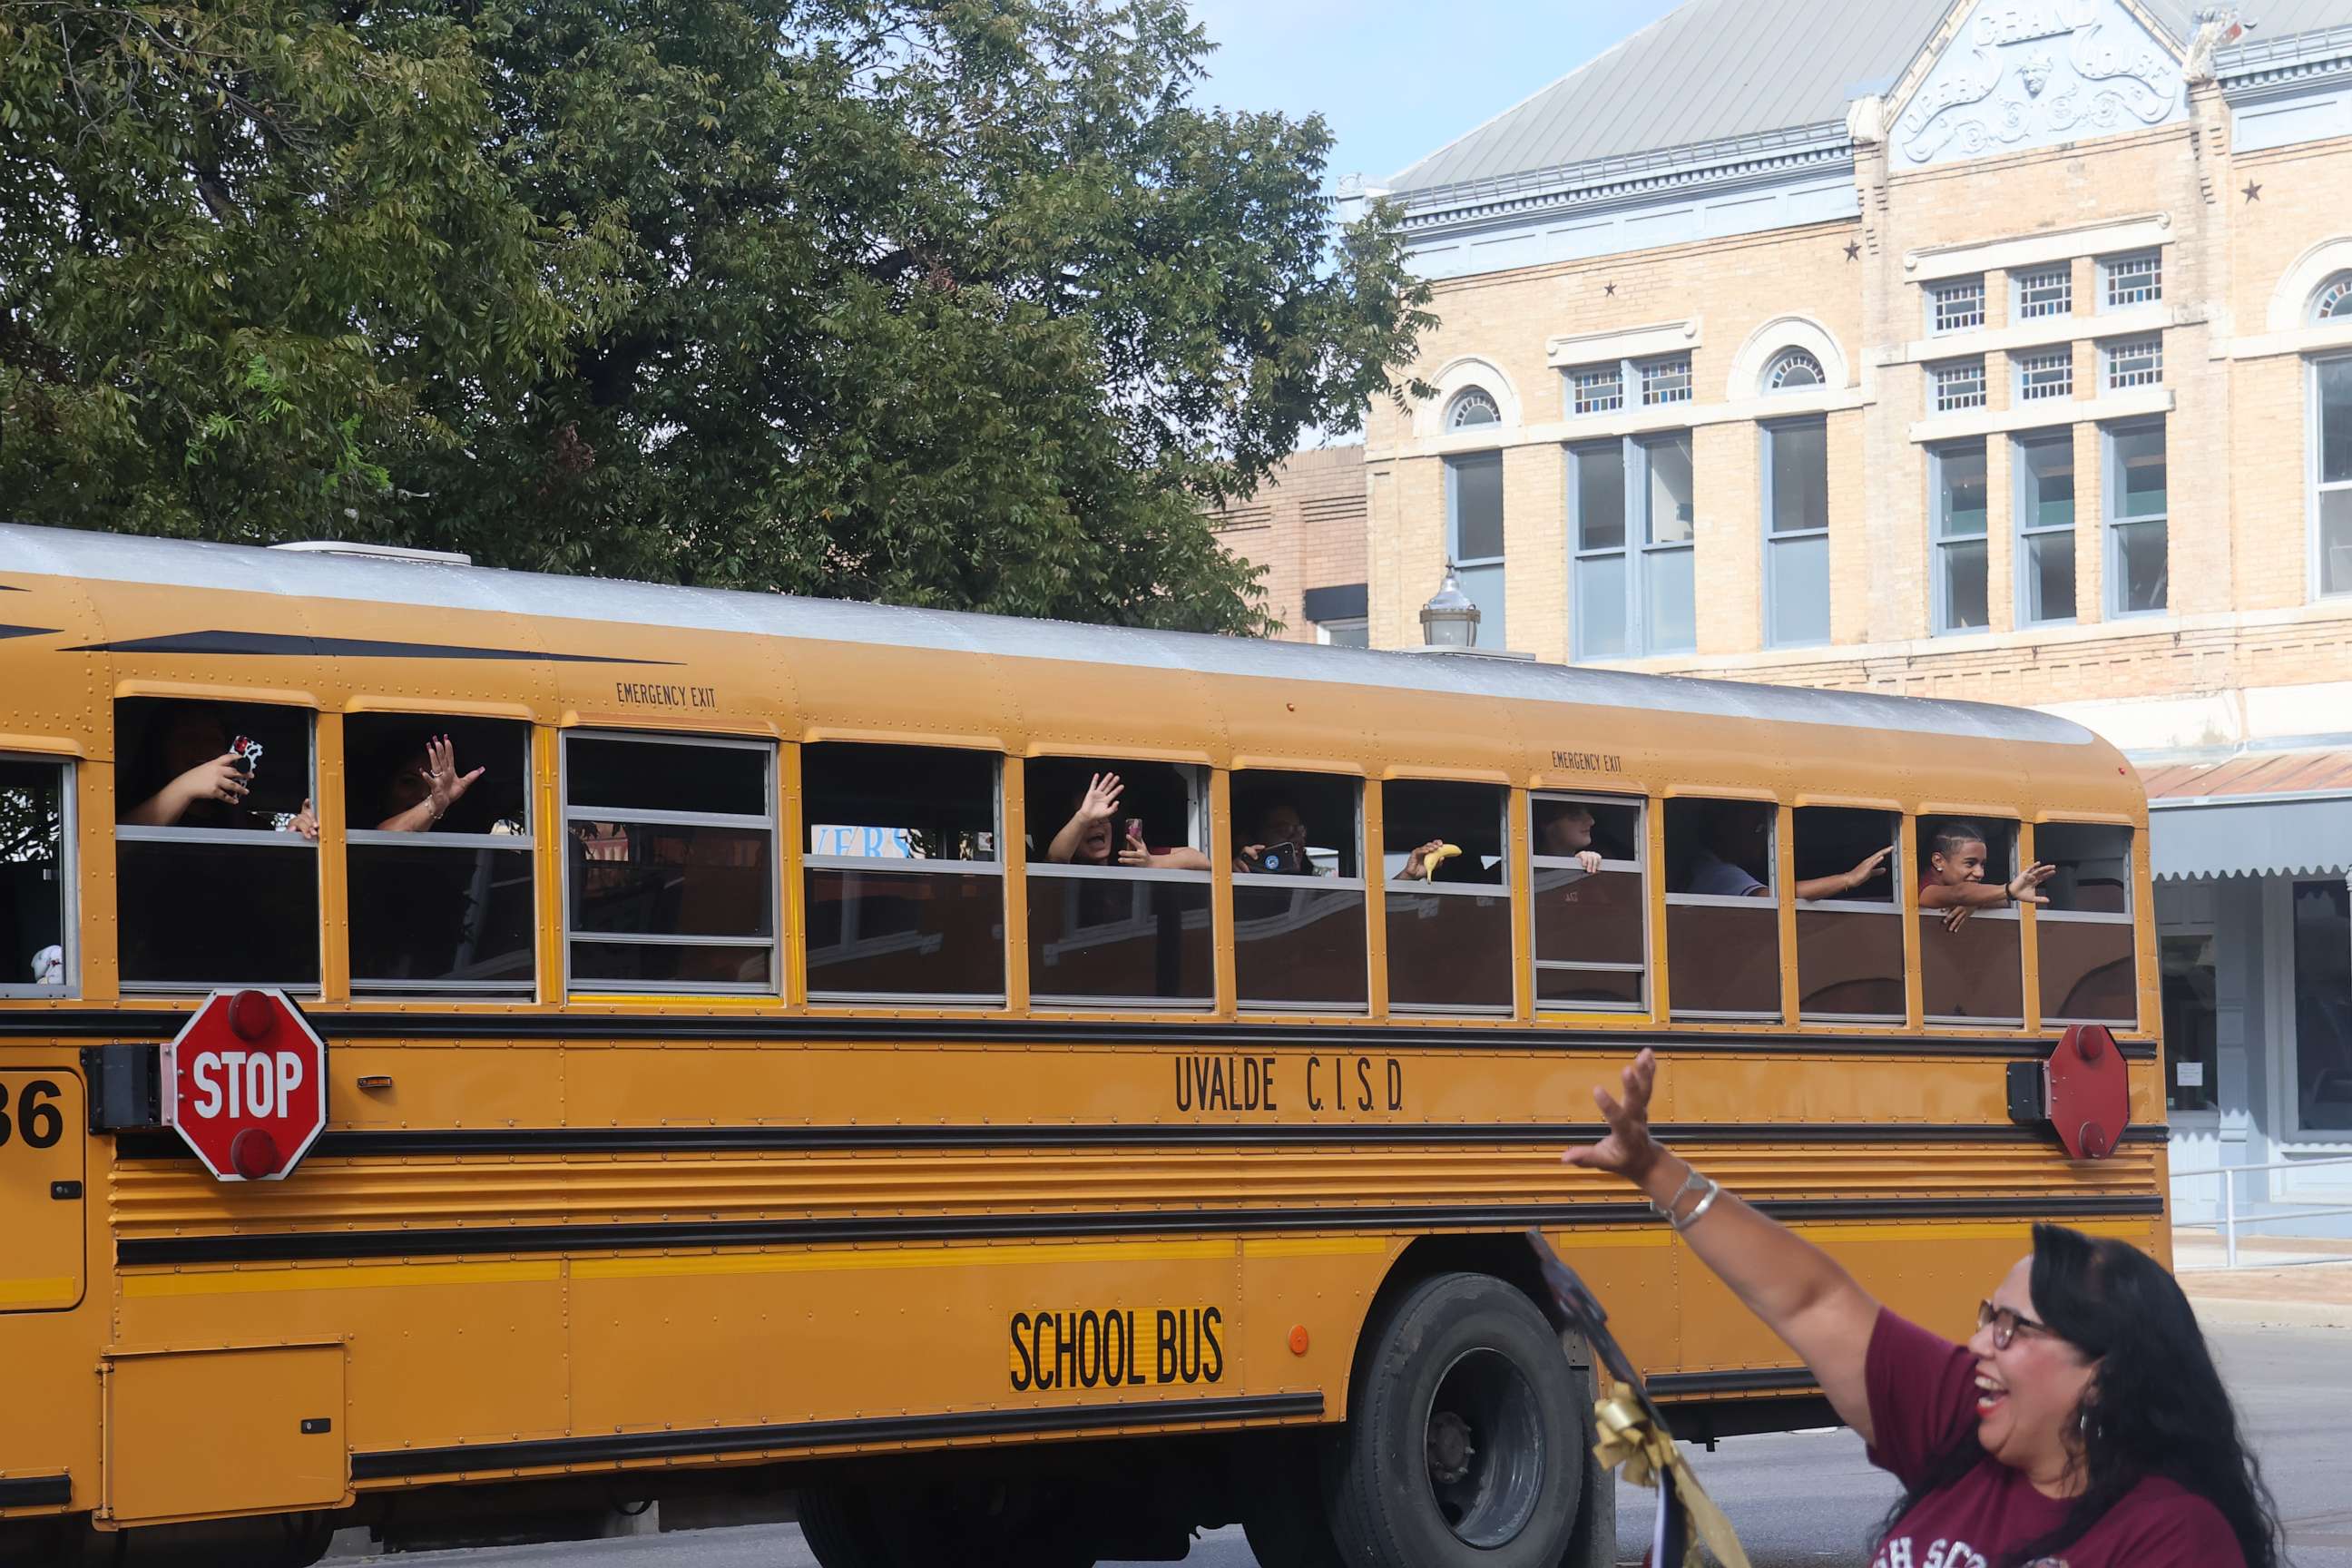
[1544,319,1700,367]
[1904,214,2174,280]
[1906,387,2173,444]
[2220,317,2352,361]
[1887,303,2184,365]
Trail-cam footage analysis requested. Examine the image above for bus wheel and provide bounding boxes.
[797,1483,892,1568]
[1327,1271,1584,1568]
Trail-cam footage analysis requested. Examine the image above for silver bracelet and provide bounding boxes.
[1649,1165,1710,1225]
[1671,1176,1725,1233]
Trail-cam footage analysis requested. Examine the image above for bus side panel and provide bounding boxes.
[0,1058,102,1515]
[114,1267,572,1460]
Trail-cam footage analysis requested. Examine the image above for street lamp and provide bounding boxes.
[1419,562,1481,648]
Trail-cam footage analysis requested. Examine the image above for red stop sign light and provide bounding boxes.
[161,989,328,1181]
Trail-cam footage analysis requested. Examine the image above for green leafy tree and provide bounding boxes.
[1,0,1427,632]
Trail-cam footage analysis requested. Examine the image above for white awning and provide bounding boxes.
[2150,792,2352,881]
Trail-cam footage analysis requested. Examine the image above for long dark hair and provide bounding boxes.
[1878,1224,2280,1568]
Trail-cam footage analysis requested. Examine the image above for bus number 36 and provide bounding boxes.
[0,1079,64,1150]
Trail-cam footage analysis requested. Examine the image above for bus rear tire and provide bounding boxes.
[797,1483,891,1568]
[1325,1271,1584,1568]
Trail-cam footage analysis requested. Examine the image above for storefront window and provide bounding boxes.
[2159,933,2217,1113]
[2293,879,2352,1133]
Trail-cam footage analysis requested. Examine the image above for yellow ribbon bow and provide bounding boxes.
[1592,1386,1754,1568]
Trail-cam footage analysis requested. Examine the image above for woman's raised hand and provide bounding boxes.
[1562,1047,1662,1184]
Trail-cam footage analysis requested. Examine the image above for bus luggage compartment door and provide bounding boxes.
[100,1343,349,1526]
[0,1068,83,1313]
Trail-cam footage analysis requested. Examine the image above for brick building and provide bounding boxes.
[1212,443,1369,644]
[1360,0,2352,1221]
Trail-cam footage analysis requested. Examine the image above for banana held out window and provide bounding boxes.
[115,698,319,990]
[344,715,535,997]
[1383,779,1511,1014]
[1530,793,1646,1012]
[1,757,73,996]
[803,742,1005,1004]
[2035,821,2135,1027]
[1916,816,2025,1025]
[1793,807,1903,1023]
[563,732,779,994]
[1230,769,1367,1012]
[1024,758,1211,1007]
[1663,799,1780,1020]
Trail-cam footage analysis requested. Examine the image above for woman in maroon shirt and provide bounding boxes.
[1563,1049,2279,1568]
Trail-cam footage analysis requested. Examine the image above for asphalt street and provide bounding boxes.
[338,1321,2352,1568]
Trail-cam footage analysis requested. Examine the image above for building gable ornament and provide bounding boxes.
[1896,0,2182,166]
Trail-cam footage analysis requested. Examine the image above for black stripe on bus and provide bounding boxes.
[0,1473,70,1508]
[108,1120,2168,1161]
[1646,1367,1819,1397]
[117,1194,2163,1269]
[61,630,680,665]
[0,624,58,641]
[349,1392,1326,1482]
[3,1009,2161,1060]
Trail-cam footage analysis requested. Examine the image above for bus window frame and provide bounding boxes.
[1664,798,1783,1023]
[801,743,1009,1009]
[1024,759,1214,1012]
[344,716,539,1002]
[2033,818,2139,1030]
[114,705,323,995]
[1529,789,1648,1015]
[1230,768,1370,1015]
[1794,807,1906,1025]
[559,729,783,999]
[1919,814,2025,1029]
[0,752,77,999]
[1383,779,1514,1019]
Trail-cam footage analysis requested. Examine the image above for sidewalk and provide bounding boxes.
[2172,1230,2352,1329]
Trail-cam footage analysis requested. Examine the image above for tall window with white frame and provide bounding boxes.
[1568,434,1695,660]
[2315,353,2352,597]
[2014,430,2075,625]
[1763,418,1829,646]
[1932,441,1989,633]
[1446,444,1506,647]
[2104,420,2168,615]
[2014,264,2072,320]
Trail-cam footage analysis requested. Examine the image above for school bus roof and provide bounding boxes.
[0,521,2097,752]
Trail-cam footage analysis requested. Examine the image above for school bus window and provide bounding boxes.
[804,742,1004,1004]
[1,757,73,996]
[1231,770,1367,1011]
[1531,793,1645,1012]
[2036,821,2136,1026]
[1383,779,1511,1014]
[1916,815,2025,1024]
[344,715,534,997]
[563,733,778,994]
[1024,758,1211,1007]
[1663,799,1780,1019]
[114,698,319,990]
[1794,807,1903,1022]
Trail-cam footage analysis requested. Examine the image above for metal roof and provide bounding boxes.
[2142,750,2352,880]
[0,521,2097,745]
[1387,0,2226,201]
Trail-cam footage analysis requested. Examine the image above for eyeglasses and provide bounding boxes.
[1976,1300,2054,1351]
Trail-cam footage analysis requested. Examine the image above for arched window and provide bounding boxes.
[1764,348,1825,393]
[1446,388,1502,428]
[2314,273,2352,325]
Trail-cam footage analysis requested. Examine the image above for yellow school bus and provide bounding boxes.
[0,521,2166,1568]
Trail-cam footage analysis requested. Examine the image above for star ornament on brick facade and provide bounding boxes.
[2243,180,2262,201]
[1603,281,1616,296]
[1844,240,1862,260]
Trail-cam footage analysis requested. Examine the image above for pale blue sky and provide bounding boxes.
[1184,0,1687,191]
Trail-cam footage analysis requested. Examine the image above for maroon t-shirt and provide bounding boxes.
[1865,1308,2242,1568]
